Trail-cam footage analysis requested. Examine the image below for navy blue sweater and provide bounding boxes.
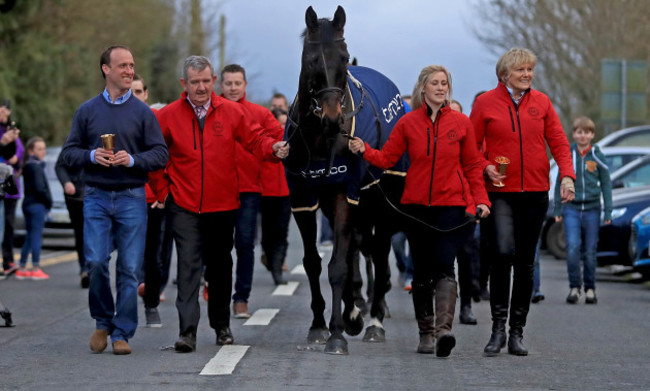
[61,94,168,190]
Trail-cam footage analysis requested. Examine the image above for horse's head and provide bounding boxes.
[299,6,349,125]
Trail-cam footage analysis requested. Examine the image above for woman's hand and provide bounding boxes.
[349,137,365,154]
[63,182,76,196]
[560,177,575,203]
[484,164,505,184]
[476,204,490,218]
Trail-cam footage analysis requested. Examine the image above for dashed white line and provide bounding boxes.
[291,264,306,275]
[272,281,299,296]
[200,345,250,376]
[244,308,279,326]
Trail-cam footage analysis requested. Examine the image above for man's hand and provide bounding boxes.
[555,216,563,222]
[151,201,164,209]
[111,150,131,166]
[273,142,290,159]
[560,177,575,203]
[349,137,365,154]
[63,182,76,195]
[484,165,505,184]
[94,147,114,167]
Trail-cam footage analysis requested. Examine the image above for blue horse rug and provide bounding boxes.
[285,65,409,211]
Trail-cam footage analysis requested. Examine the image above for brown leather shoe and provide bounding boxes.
[89,329,109,353]
[233,301,251,319]
[112,340,132,355]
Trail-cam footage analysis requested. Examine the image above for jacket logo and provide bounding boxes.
[447,129,459,141]
[212,121,223,136]
[586,161,597,172]
[528,107,540,117]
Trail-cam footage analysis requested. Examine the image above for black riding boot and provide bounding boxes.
[484,261,510,356]
[434,277,457,358]
[412,280,435,354]
[508,263,534,356]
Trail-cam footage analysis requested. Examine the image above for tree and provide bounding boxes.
[472,0,650,138]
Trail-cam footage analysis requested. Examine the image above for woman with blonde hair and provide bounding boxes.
[350,65,490,357]
[470,48,575,356]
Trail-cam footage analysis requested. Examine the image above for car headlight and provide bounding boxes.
[642,214,650,226]
[610,207,627,221]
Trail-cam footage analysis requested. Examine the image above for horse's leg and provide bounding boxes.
[292,210,329,344]
[351,227,367,314]
[362,222,393,342]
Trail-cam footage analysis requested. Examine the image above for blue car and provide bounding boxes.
[630,206,650,278]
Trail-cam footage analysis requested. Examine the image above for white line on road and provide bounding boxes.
[291,264,306,275]
[200,345,249,376]
[272,281,299,296]
[243,308,279,326]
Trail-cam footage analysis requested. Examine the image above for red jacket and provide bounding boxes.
[229,95,285,194]
[362,105,490,214]
[470,83,575,192]
[150,92,278,213]
[260,115,289,197]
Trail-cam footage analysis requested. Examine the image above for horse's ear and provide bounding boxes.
[305,6,318,29]
[332,5,346,30]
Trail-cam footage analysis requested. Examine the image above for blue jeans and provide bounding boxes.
[84,186,147,342]
[563,206,600,290]
[391,231,413,279]
[20,203,47,268]
[233,193,261,303]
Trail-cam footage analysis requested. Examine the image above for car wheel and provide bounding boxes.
[545,221,566,259]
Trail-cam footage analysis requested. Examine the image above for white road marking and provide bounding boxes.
[200,345,249,376]
[244,308,279,326]
[272,281,299,296]
[291,264,306,275]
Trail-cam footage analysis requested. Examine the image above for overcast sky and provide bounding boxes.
[216,0,499,113]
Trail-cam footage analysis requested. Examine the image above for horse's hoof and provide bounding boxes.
[307,327,330,345]
[324,336,348,355]
[362,325,386,343]
[344,309,364,337]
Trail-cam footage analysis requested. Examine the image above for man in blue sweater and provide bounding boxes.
[61,45,168,355]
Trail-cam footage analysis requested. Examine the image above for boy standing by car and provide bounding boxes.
[554,116,612,304]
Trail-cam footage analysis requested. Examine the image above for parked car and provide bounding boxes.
[630,206,650,279]
[596,186,650,266]
[543,148,650,257]
[15,146,73,241]
[597,125,650,148]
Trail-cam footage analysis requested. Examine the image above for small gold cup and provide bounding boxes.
[101,134,115,150]
[493,156,510,187]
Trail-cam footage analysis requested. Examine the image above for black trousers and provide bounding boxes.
[64,196,86,273]
[168,199,237,337]
[2,197,17,265]
[259,196,291,272]
[403,205,469,286]
[456,221,481,306]
[481,192,548,329]
[142,204,173,309]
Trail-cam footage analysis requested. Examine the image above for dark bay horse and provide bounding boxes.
[283,6,408,355]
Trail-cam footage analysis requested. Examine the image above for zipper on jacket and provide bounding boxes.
[426,128,430,156]
[193,120,197,150]
[428,112,441,206]
[197,118,204,213]
[515,106,524,192]
[508,107,516,132]
[580,152,585,211]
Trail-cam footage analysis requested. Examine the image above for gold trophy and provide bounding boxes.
[493,156,510,187]
[101,133,115,150]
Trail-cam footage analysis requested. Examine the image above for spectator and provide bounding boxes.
[16,137,52,280]
[0,99,23,277]
[60,45,169,355]
[554,116,612,305]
